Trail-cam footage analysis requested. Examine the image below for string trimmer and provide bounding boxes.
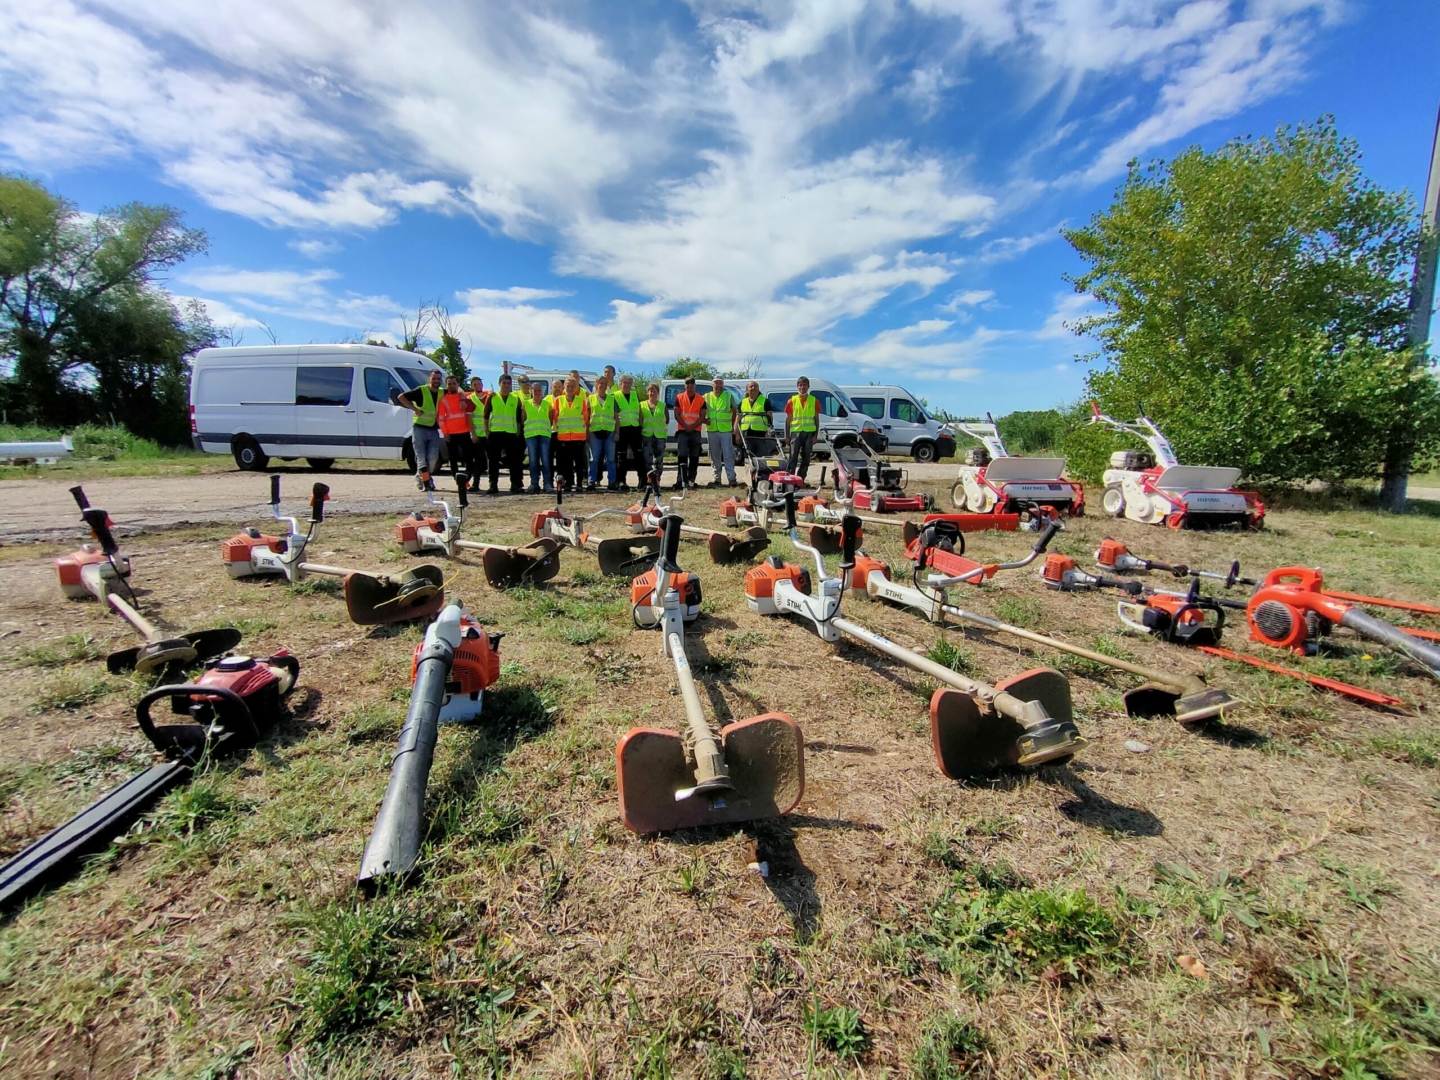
[531,482,663,577]
[395,475,562,588]
[222,477,444,625]
[745,498,1084,774]
[58,488,240,674]
[358,597,502,889]
[626,476,770,564]
[1,649,299,909]
[616,514,804,833]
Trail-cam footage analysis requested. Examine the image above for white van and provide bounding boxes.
[843,385,956,462]
[502,363,597,397]
[190,344,445,471]
[655,377,886,457]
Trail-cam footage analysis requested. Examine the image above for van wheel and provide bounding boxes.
[232,436,269,471]
[912,441,937,463]
[401,438,416,473]
[307,458,335,472]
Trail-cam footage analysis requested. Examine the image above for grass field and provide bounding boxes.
[1,479,1439,1078]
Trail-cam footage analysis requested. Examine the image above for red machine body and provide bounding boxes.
[1247,568,1350,654]
[631,569,703,612]
[136,650,301,762]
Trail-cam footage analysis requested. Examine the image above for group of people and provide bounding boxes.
[397,365,824,496]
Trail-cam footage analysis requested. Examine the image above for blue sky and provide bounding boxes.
[2,0,1436,416]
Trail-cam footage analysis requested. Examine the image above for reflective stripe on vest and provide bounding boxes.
[412,384,439,427]
[616,390,641,428]
[740,396,768,432]
[467,392,487,434]
[705,391,735,431]
[437,392,471,436]
[488,392,521,435]
[523,398,551,438]
[676,392,704,429]
[640,400,667,438]
[589,390,615,432]
[789,394,818,433]
[556,395,587,440]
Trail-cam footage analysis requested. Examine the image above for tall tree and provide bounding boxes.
[1064,119,1439,486]
[0,174,211,437]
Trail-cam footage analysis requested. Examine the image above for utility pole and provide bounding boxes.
[1380,104,1440,512]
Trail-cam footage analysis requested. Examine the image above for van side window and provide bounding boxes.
[890,398,924,423]
[665,385,683,408]
[297,366,353,406]
[364,367,404,404]
[766,392,789,413]
[853,397,883,419]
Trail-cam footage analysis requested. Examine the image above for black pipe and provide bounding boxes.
[1342,609,1440,679]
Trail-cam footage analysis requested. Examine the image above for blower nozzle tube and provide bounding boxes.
[1341,608,1440,680]
[358,601,461,889]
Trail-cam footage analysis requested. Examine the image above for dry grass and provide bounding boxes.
[0,479,1438,1078]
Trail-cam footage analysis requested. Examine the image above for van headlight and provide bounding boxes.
[860,419,879,433]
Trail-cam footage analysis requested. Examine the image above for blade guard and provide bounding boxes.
[481,538,562,588]
[106,627,243,676]
[806,522,861,555]
[615,713,805,833]
[707,526,769,564]
[342,565,446,625]
[931,668,1075,776]
[594,535,664,577]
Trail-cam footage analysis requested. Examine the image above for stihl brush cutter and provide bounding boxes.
[745,497,1084,774]
[1090,405,1264,530]
[531,482,663,577]
[627,477,770,564]
[58,488,240,674]
[829,436,932,513]
[951,415,1085,518]
[358,597,502,889]
[222,477,444,625]
[395,475,562,588]
[1,649,299,910]
[616,515,804,833]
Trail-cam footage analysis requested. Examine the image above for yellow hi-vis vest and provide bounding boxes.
[556,394,587,440]
[640,400,667,438]
[705,391,735,432]
[411,384,439,427]
[544,394,559,433]
[739,395,768,432]
[467,391,487,435]
[789,394,818,434]
[488,392,521,435]
[616,390,642,428]
[522,397,551,438]
[589,389,615,432]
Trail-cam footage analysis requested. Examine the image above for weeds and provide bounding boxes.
[33,670,117,711]
[340,703,400,744]
[802,1003,869,1059]
[1370,732,1439,767]
[15,633,100,668]
[927,638,977,675]
[910,1013,989,1079]
[992,595,1042,628]
[1320,857,1394,914]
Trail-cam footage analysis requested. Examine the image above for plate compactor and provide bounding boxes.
[745,497,1085,775]
[0,650,300,909]
[950,415,1085,518]
[221,477,444,625]
[395,475,562,588]
[358,598,502,889]
[531,483,663,577]
[615,515,804,833]
[58,487,240,675]
[625,479,770,565]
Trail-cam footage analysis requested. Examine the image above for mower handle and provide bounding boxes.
[70,486,90,511]
[81,508,119,557]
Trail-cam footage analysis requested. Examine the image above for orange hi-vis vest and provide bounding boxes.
[676,391,705,430]
[437,392,472,436]
[556,393,589,441]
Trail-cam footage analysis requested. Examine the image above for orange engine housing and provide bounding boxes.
[395,515,441,546]
[1041,553,1078,586]
[848,554,889,596]
[1095,538,1129,569]
[630,569,702,609]
[220,532,286,564]
[744,559,809,600]
[412,617,501,694]
[55,547,113,598]
[719,497,750,524]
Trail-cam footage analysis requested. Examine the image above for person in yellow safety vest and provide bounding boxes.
[639,381,669,490]
[613,374,645,492]
[586,374,619,492]
[522,381,554,493]
[397,368,445,491]
[673,376,706,490]
[552,375,591,492]
[738,380,774,485]
[436,375,477,490]
[704,375,740,488]
[462,376,490,492]
[783,375,820,483]
[483,374,526,495]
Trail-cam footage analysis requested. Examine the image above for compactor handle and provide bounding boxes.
[70,486,90,511]
[311,483,330,523]
[81,508,119,557]
[1032,520,1061,553]
[270,474,282,509]
[658,513,683,572]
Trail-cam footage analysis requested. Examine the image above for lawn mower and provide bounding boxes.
[531,482,663,577]
[625,478,770,565]
[59,488,241,675]
[616,514,804,833]
[358,597,502,889]
[745,498,1084,774]
[221,477,444,625]
[1,649,299,910]
[829,436,933,513]
[950,415,1085,518]
[395,475,562,588]
[1090,406,1265,530]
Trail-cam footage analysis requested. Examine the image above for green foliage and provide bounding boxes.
[429,331,468,384]
[994,409,1067,454]
[926,638,976,675]
[1369,732,1440,767]
[991,595,1043,629]
[661,357,715,381]
[15,633,101,668]
[1063,118,1439,483]
[801,1003,869,1059]
[910,1013,989,1079]
[0,174,213,444]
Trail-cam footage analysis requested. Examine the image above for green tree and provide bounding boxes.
[427,305,469,383]
[661,357,714,381]
[1064,118,1440,486]
[0,173,211,438]
[996,409,1067,454]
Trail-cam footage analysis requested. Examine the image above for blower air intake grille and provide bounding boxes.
[1252,600,1299,643]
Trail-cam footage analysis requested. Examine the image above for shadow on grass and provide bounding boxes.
[1045,769,1164,838]
[747,817,821,944]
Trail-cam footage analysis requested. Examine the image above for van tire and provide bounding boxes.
[232,436,269,472]
[307,458,335,471]
[912,441,937,463]
[401,438,416,473]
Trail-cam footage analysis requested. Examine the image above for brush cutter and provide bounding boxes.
[358,598,502,889]
[951,415,1085,518]
[744,497,1084,774]
[1089,405,1265,530]
[616,515,804,833]
[221,477,444,625]
[58,491,241,674]
[1040,553,1145,596]
[829,436,932,513]
[1,649,299,910]
[626,477,770,564]
[394,475,562,588]
[531,482,663,577]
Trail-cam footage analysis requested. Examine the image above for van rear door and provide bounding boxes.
[292,364,360,459]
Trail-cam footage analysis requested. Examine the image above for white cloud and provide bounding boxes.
[290,238,341,260]
[459,287,573,306]
[1035,291,1098,340]
[173,294,265,330]
[940,288,995,313]
[177,265,402,329]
